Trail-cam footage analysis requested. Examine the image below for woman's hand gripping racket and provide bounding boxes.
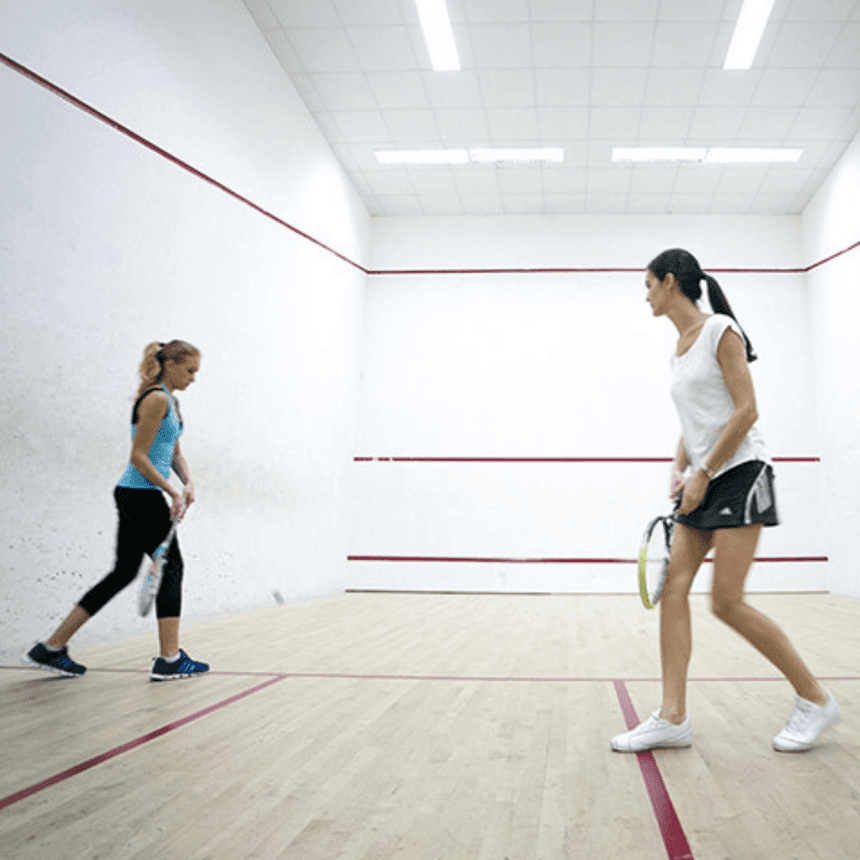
[638,509,676,610]
[138,503,185,617]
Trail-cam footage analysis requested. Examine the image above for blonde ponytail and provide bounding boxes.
[135,340,200,397]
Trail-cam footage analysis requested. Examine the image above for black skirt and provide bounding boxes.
[674,460,779,532]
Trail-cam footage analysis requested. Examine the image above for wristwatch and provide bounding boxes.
[701,464,715,479]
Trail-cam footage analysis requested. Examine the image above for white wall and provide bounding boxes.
[351,215,826,594]
[802,129,860,599]
[0,0,370,663]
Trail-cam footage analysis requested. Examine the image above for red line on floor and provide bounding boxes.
[613,680,695,860]
[0,674,288,811]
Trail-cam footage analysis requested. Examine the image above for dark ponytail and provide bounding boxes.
[647,248,757,362]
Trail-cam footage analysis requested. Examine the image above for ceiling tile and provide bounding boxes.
[422,71,483,108]
[420,195,466,215]
[287,27,362,72]
[331,109,393,143]
[651,22,720,68]
[244,0,281,30]
[629,164,678,192]
[766,22,844,67]
[827,22,860,67]
[496,168,545,195]
[366,71,429,109]
[785,0,858,22]
[453,170,502,194]
[434,109,491,144]
[384,109,442,144]
[804,69,860,106]
[535,69,592,105]
[463,0,530,22]
[637,106,695,141]
[751,68,819,107]
[457,194,508,214]
[544,194,588,213]
[310,72,377,110]
[588,166,632,192]
[789,107,854,139]
[668,193,714,214]
[738,107,801,139]
[538,106,589,138]
[468,24,534,68]
[348,26,420,71]
[689,107,746,141]
[542,167,587,193]
[590,67,648,106]
[628,191,672,212]
[268,0,340,27]
[245,0,860,217]
[330,0,404,26]
[592,22,655,67]
[698,69,763,107]
[643,68,706,106]
[532,23,593,68]
[658,0,727,22]
[585,192,629,212]
[407,169,460,195]
[588,106,642,139]
[530,0,594,22]
[594,0,660,21]
[478,70,536,106]
[484,107,540,140]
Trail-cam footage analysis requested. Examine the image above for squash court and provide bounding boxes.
[2,591,858,859]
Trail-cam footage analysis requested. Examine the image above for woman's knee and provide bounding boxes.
[711,591,743,622]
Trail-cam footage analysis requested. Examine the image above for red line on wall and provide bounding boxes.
[3,51,856,279]
[347,555,828,564]
[0,51,367,276]
[354,456,820,463]
[613,680,695,860]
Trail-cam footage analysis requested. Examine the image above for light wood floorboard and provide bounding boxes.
[1,593,858,859]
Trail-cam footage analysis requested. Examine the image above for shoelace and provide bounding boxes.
[783,700,816,734]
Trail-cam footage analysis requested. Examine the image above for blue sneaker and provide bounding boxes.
[25,643,87,677]
[150,649,209,681]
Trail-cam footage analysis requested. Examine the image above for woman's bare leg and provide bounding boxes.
[46,606,91,650]
[659,524,712,723]
[710,525,826,704]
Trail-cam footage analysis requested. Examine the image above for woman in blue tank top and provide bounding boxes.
[25,340,209,681]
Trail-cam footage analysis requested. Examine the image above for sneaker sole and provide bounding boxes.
[773,712,841,752]
[150,669,210,682]
[22,655,85,678]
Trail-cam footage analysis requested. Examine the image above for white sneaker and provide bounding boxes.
[611,710,693,753]
[772,691,840,752]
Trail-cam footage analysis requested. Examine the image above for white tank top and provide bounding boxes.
[670,314,768,478]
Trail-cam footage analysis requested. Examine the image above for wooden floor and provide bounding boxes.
[1,593,858,860]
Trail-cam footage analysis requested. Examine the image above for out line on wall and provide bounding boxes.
[2,52,858,279]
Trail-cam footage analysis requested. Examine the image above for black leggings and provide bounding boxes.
[78,487,183,619]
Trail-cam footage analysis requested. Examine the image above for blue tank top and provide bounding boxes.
[117,385,183,490]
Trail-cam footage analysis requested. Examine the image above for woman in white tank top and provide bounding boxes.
[611,248,840,754]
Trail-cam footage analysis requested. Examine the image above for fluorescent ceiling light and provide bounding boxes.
[724,0,777,70]
[613,147,803,165]
[415,0,461,72]
[706,148,802,164]
[375,149,469,166]
[613,147,706,163]
[375,148,565,166]
[470,147,564,164]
